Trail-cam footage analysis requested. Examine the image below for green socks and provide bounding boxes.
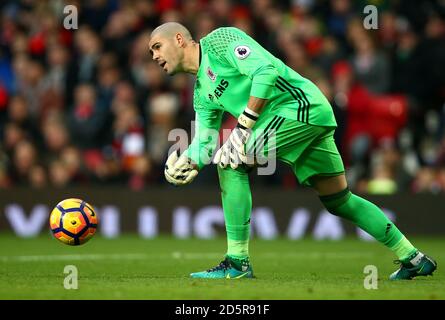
[320,188,417,261]
[391,237,419,262]
[218,165,418,264]
[227,239,249,258]
[218,166,252,261]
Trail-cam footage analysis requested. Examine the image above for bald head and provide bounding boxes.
[150,22,193,42]
[148,22,200,75]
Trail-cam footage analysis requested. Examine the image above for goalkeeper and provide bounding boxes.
[149,22,437,280]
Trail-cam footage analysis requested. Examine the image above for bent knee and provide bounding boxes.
[311,174,347,196]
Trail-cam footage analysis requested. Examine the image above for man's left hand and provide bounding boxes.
[213,107,259,169]
[213,125,251,169]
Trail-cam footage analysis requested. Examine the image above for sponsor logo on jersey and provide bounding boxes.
[234,45,251,59]
[214,79,229,98]
[206,67,217,82]
[208,94,214,101]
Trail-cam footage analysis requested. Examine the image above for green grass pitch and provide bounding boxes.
[0,234,443,299]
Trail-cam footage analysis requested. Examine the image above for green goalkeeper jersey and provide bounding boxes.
[186,27,337,169]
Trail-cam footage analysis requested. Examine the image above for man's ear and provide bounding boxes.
[175,33,185,47]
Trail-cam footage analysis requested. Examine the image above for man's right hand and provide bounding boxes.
[164,150,198,186]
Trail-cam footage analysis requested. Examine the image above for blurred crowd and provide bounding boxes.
[0,0,444,193]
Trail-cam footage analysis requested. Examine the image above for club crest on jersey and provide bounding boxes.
[206,67,217,82]
[234,45,251,59]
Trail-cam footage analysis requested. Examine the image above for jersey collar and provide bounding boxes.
[196,41,205,79]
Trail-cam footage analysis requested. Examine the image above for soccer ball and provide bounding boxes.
[49,198,98,245]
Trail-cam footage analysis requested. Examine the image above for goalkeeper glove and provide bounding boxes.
[164,150,198,186]
[214,107,259,169]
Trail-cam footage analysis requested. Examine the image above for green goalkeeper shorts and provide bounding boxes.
[245,114,345,187]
